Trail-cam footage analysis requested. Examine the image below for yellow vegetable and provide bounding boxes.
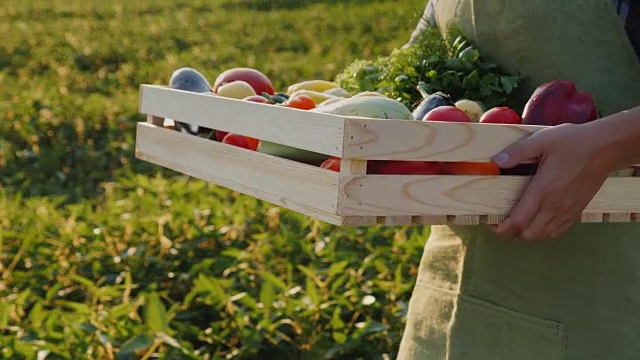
[455,99,484,122]
[216,80,256,99]
[286,80,339,95]
[288,90,339,104]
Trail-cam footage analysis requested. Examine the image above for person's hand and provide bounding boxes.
[490,123,616,241]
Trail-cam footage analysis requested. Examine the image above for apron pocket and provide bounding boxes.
[449,294,566,360]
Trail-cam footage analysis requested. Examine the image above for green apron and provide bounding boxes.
[397,0,640,359]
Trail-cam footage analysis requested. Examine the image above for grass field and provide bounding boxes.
[0,1,435,359]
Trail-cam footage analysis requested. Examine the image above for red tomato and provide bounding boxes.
[367,160,442,175]
[422,105,471,122]
[213,68,275,95]
[215,130,229,142]
[479,107,522,124]
[320,157,341,172]
[221,133,250,149]
[282,95,316,110]
[422,106,472,122]
[243,95,269,103]
[439,161,501,175]
[246,137,260,151]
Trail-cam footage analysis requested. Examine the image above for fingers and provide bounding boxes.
[549,220,576,239]
[492,188,581,241]
[489,215,576,241]
[547,207,582,239]
[492,133,546,169]
[493,164,558,239]
[487,124,595,242]
[493,181,543,238]
[519,209,556,241]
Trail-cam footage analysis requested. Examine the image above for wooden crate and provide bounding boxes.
[135,84,640,226]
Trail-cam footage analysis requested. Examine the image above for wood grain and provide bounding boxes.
[603,213,632,223]
[339,216,378,226]
[139,85,346,157]
[338,159,411,225]
[135,122,340,218]
[343,117,640,165]
[413,215,448,225]
[342,117,544,161]
[581,213,604,222]
[339,159,377,225]
[377,216,412,226]
[337,174,640,216]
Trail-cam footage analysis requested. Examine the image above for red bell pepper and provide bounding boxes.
[318,157,443,175]
[521,80,598,126]
[367,160,442,175]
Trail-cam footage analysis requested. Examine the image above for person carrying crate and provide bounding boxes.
[397,0,640,359]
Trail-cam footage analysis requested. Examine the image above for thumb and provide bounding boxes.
[492,136,543,169]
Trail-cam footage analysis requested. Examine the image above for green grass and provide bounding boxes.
[1,1,433,359]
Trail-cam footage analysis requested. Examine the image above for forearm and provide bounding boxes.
[587,105,640,169]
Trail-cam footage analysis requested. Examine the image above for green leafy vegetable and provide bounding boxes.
[335,27,527,111]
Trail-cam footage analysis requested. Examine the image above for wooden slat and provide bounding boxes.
[581,213,604,222]
[377,216,412,226]
[342,117,640,165]
[340,216,378,226]
[338,159,411,226]
[342,117,543,161]
[135,122,340,218]
[485,214,508,224]
[139,85,345,157]
[343,212,640,226]
[147,115,164,126]
[448,215,482,225]
[337,174,640,217]
[604,213,632,222]
[339,159,377,225]
[413,215,448,225]
[339,159,368,175]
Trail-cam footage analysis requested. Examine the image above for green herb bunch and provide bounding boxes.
[335,27,527,110]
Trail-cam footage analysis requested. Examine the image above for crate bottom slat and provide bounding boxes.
[343,213,640,226]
